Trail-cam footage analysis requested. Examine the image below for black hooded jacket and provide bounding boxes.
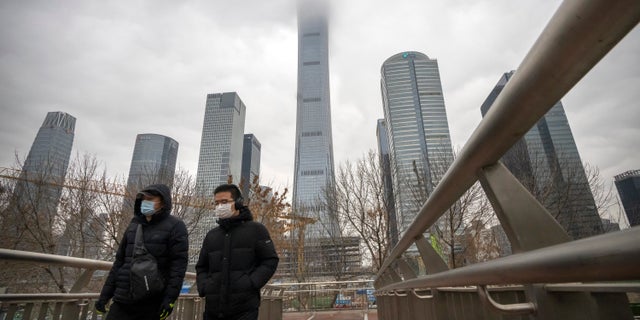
[99,184,189,305]
[195,206,279,318]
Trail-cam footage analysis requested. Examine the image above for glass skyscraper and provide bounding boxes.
[21,111,76,179]
[123,133,178,209]
[615,169,640,227]
[126,134,178,190]
[8,111,76,250]
[376,119,398,247]
[190,92,246,265]
[241,133,261,197]
[195,92,247,195]
[481,71,603,239]
[293,0,338,239]
[380,51,454,238]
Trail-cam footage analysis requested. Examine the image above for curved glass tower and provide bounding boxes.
[9,111,76,250]
[293,0,338,239]
[126,133,179,190]
[380,51,454,238]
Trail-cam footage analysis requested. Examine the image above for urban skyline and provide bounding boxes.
[1,1,637,229]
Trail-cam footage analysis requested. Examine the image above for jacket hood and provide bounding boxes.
[134,183,172,223]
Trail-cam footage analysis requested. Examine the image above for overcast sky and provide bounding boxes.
[1,1,638,211]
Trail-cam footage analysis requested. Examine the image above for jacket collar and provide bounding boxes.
[218,207,253,230]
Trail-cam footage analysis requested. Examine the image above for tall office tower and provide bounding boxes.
[293,0,338,239]
[123,133,179,210]
[190,92,246,265]
[126,134,178,189]
[480,71,603,239]
[380,51,454,238]
[376,119,398,247]
[7,111,76,250]
[195,92,247,195]
[614,169,640,227]
[240,134,261,197]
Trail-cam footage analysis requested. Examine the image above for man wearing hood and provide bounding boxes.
[196,184,279,320]
[95,184,189,320]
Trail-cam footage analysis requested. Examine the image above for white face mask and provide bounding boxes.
[213,202,234,219]
[140,200,157,216]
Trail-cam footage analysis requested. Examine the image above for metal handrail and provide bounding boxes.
[0,248,196,280]
[376,0,640,281]
[0,293,99,302]
[379,227,640,291]
[544,283,640,293]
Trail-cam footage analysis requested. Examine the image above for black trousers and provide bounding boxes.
[105,300,162,320]
[204,308,259,320]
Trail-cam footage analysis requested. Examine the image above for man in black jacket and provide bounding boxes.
[196,184,279,320]
[95,184,189,320]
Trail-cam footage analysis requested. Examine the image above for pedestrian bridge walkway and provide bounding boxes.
[1,0,640,319]
[282,310,377,320]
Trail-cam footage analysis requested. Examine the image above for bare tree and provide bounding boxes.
[170,167,210,237]
[584,163,621,224]
[0,152,108,292]
[330,150,390,272]
[244,176,294,273]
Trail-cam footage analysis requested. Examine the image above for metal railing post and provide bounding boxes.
[478,162,634,319]
[477,162,571,252]
[414,235,449,274]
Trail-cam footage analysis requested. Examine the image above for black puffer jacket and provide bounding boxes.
[99,184,189,305]
[195,207,279,318]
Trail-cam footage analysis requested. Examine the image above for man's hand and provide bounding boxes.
[159,300,175,320]
[94,299,108,314]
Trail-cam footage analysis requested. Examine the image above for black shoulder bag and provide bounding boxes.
[130,224,165,301]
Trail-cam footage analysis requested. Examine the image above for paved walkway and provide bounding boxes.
[283,310,378,320]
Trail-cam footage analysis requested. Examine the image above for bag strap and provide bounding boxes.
[134,224,147,257]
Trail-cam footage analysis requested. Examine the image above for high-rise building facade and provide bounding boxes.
[190,92,246,265]
[195,92,247,195]
[241,134,261,196]
[7,111,76,250]
[123,133,178,210]
[21,111,76,179]
[293,0,338,239]
[380,51,454,238]
[126,133,179,190]
[615,169,640,227]
[376,119,398,247]
[480,71,603,239]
